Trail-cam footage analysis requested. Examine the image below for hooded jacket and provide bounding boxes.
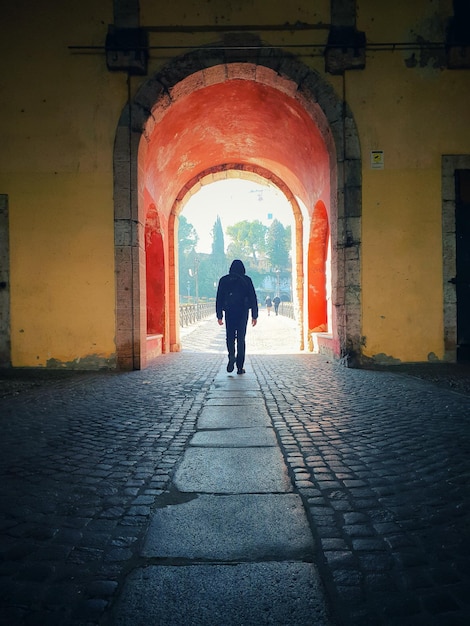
[215,260,259,319]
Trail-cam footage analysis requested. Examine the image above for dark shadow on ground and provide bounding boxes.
[3,362,470,399]
[363,361,470,397]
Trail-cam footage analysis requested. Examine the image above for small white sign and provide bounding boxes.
[371,150,384,169]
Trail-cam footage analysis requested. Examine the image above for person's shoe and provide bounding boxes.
[237,368,245,375]
[227,357,235,373]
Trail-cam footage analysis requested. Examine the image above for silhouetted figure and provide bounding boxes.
[265,295,273,316]
[273,295,281,315]
[216,260,258,374]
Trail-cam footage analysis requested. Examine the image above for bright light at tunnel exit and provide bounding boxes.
[182,179,294,254]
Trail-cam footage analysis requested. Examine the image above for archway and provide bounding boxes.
[113,47,362,369]
[170,167,305,353]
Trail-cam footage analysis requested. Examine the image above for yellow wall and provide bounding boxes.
[352,2,470,361]
[1,0,469,366]
[0,1,124,367]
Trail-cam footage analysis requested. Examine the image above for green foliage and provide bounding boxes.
[211,216,225,259]
[226,220,267,266]
[196,254,219,298]
[178,215,198,255]
[209,216,227,285]
[178,215,199,298]
[266,219,290,269]
[177,213,292,300]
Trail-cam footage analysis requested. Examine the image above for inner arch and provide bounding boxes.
[141,79,331,223]
[170,167,305,352]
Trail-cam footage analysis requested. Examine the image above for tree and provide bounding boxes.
[211,216,225,260]
[226,220,267,266]
[266,219,290,270]
[196,254,218,298]
[178,214,198,255]
[178,215,198,298]
[209,216,227,286]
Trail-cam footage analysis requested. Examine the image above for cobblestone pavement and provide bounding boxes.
[0,314,469,625]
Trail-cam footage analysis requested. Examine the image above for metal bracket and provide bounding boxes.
[105,25,148,75]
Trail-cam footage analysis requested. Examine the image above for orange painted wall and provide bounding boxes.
[145,205,165,336]
[308,202,329,333]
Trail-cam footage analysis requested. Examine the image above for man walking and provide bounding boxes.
[216,259,258,374]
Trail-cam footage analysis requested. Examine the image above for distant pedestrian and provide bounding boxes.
[216,260,258,375]
[265,295,273,316]
[273,295,281,316]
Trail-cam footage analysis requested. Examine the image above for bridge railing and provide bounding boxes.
[278,302,295,320]
[179,301,295,327]
[179,303,215,327]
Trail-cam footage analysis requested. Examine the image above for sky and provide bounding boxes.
[182,179,294,254]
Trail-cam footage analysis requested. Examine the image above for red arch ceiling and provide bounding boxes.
[142,79,330,218]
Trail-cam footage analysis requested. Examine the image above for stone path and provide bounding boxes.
[111,361,331,625]
[0,312,469,625]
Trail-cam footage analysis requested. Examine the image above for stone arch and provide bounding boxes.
[169,165,305,352]
[113,45,362,369]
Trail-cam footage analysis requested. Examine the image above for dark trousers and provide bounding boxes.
[225,311,249,369]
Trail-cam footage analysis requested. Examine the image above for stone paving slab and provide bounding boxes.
[174,447,293,493]
[197,405,270,429]
[206,389,263,398]
[213,374,260,390]
[143,494,313,560]
[190,427,277,447]
[112,562,330,626]
[203,396,266,406]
